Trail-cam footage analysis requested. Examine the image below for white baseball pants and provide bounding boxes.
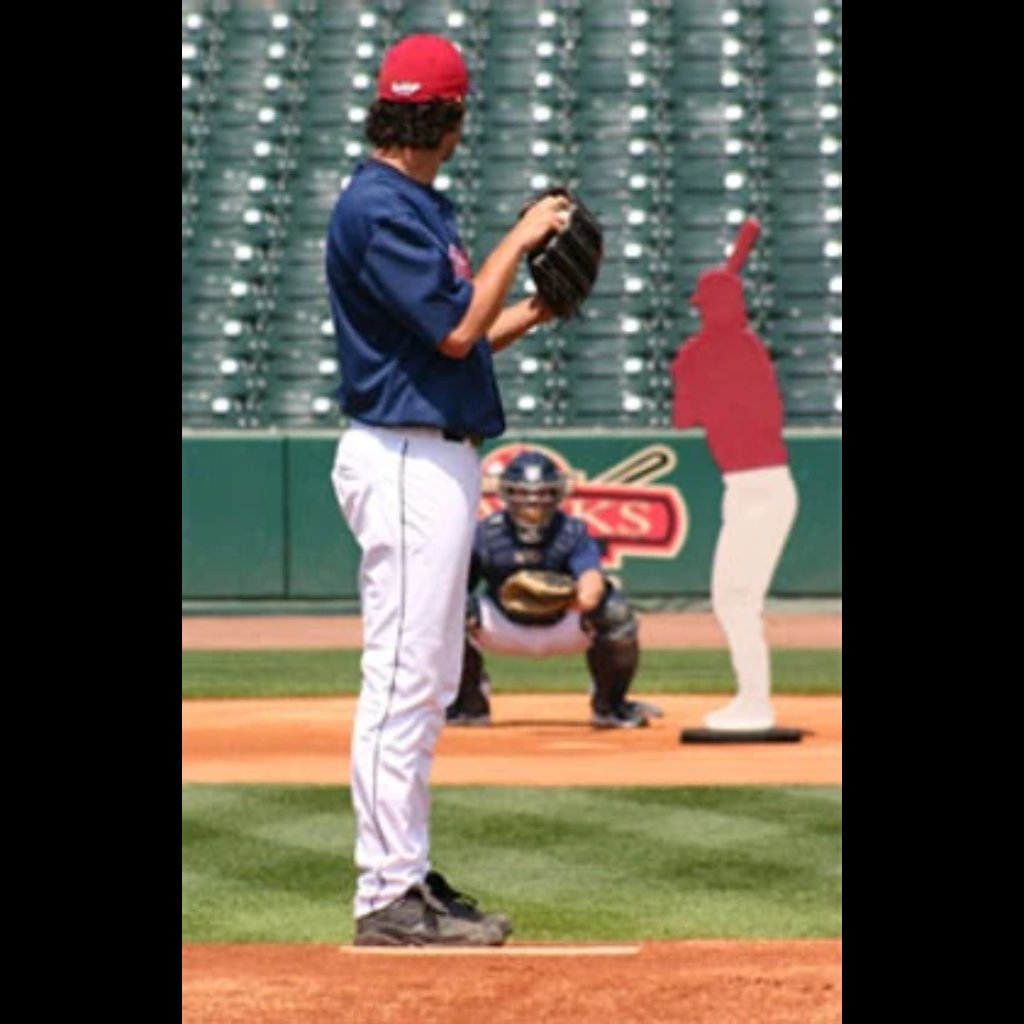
[331,422,481,919]
[711,465,799,716]
[473,597,591,657]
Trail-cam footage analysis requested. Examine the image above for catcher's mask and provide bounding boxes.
[499,451,568,544]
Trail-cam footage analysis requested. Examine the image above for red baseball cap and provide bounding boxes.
[377,34,470,104]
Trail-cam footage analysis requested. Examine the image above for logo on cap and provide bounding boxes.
[390,81,422,96]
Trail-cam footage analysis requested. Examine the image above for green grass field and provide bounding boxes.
[182,647,842,944]
[182,785,842,944]
[181,648,841,699]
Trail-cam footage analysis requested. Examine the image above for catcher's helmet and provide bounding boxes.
[499,451,568,544]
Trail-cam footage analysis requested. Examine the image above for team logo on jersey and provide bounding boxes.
[448,244,473,281]
[479,443,688,569]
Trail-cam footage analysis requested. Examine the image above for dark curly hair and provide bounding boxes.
[365,99,465,151]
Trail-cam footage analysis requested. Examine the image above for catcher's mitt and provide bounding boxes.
[498,569,577,624]
[521,187,603,319]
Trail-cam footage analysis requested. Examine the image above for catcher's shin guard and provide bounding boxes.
[447,640,491,723]
[586,636,640,714]
[584,589,640,715]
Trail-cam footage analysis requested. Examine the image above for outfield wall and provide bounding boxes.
[181,431,841,605]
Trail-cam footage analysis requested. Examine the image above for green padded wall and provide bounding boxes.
[182,432,841,604]
[181,436,287,598]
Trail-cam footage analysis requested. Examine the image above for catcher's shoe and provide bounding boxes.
[624,699,665,720]
[591,703,649,729]
[354,882,507,947]
[445,704,492,727]
[425,871,512,940]
[447,658,492,726]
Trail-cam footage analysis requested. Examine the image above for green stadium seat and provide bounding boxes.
[672,0,763,32]
[767,311,841,350]
[480,60,572,105]
[399,0,487,40]
[765,191,842,229]
[316,4,400,37]
[208,97,298,140]
[781,379,842,425]
[268,305,331,348]
[291,194,339,233]
[774,351,841,382]
[764,124,842,168]
[764,62,841,100]
[494,362,563,401]
[670,29,738,65]
[282,232,327,268]
[181,344,264,384]
[258,381,342,429]
[182,8,218,36]
[276,264,326,303]
[188,232,274,276]
[560,350,667,393]
[301,125,368,165]
[560,382,671,429]
[761,0,840,31]
[223,7,307,40]
[182,378,258,429]
[266,327,335,366]
[480,95,570,135]
[580,2,672,38]
[763,28,835,60]
[477,127,571,170]
[183,1,841,430]
[478,160,562,200]
[761,93,840,129]
[266,349,340,384]
[183,303,265,347]
[488,1,570,33]
[499,381,564,429]
[766,223,841,265]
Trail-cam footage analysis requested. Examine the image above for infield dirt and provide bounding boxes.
[182,613,842,1024]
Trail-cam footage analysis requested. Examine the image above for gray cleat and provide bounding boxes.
[426,870,512,940]
[354,881,508,947]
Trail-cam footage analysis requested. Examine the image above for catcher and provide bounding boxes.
[446,449,661,729]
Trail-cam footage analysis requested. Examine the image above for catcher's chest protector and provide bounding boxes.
[478,513,582,585]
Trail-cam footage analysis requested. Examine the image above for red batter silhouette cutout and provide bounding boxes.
[670,218,803,741]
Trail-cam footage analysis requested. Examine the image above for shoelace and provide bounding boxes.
[426,872,479,913]
[413,883,451,916]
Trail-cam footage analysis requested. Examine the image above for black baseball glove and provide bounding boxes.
[521,187,603,319]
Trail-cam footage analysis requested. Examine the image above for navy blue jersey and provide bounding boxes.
[470,511,603,608]
[325,159,506,437]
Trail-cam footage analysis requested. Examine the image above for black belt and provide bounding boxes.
[442,429,483,448]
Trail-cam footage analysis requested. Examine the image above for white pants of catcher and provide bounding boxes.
[709,465,799,726]
[473,597,591,657]
[331,422,481,919]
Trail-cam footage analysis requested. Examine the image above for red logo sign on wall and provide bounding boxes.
[479,443,688,570]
